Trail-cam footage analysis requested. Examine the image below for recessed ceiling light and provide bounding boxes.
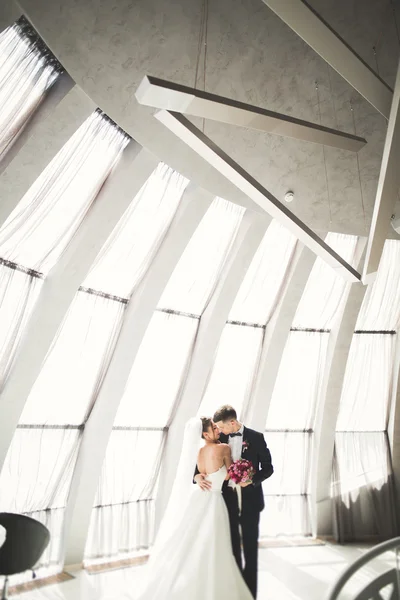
[284,191,294,203]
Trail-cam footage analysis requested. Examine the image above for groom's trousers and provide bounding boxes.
[222,487,242,570]
[223,487,260,598]
[240,507,260,599]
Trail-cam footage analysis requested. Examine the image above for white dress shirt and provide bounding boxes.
[229,423,245,461]
[0,525,5,549]
[228,423,244,488]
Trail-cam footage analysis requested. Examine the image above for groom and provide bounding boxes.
[196,405,273,598]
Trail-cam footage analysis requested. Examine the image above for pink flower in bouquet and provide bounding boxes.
[228,458,255,484]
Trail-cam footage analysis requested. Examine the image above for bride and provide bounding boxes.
[136,417,253,599]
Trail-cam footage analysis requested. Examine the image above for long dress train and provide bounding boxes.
[137,465,252,599]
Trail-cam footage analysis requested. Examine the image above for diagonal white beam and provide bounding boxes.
[362,61,400,284]
[262,0,393,119]
[63,186,215,565]
[136,76,366,152]
[155,109,361,283]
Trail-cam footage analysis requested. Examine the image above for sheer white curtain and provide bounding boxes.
[263,233,358,537]
[356,240,400,330]
[0,266,41,390]
[20,293,126,425]
[158,197,244,315]
[260,432,312,537]
[263,332,329,536]
[334,241,400,541]
[198,220,297,419]
[0,110,129,274]
[198,324,264,419]
[0,110,129,395]
[84,163,188,298]
[0,114,131,581]
[0,16,61,161]
[85,197,245,563]
[85,313,198,561]
[333,432,397,540]
[86,430,165,560]
[292,233,358,330]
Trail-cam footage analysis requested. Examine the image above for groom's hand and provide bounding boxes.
[194,473,211,491]
[239,481,252,487]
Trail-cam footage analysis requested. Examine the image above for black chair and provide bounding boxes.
[0,513,50,600]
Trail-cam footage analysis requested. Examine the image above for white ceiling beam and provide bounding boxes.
[136,75,366,152]
[262,0,393,119]
[155,109,361,283]
[362,61,400,284]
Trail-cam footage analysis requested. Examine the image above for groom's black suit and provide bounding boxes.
[221,427,273,599]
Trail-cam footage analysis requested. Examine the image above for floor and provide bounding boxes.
[9,544,398,600]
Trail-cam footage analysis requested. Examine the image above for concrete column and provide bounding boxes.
[155,212,269,527]
[0,0,21,32]
[63,186,215,566]
[387,337,400,532]
[0,73,76,176]
[245,244,316,430]
[0,85,95,225]
[313,266,367,536]
[0,144,157,471]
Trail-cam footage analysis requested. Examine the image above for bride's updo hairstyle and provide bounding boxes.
[200,417,212,439]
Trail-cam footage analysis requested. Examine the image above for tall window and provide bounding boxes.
[85,198,245,563]
[0,111,130,583]
[333,240,400,541]
[0,110,128,393]
[0,16,62,161]
[263,233,358,537]
[197,220,297,419]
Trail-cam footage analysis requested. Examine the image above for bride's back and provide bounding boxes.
[197,443,227,475]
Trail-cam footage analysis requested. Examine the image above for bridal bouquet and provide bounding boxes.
[228,459,255,484]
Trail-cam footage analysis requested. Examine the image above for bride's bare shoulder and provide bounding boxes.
[218,443,231,453]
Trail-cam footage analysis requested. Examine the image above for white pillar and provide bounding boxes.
[246,245,316,430]
[63,186,215,566]
[385,337,400,531]
[0,144,157,470]
[313,269,367,536]
[0,73,76,176]
[155,212,268,527]
[0,86,95,225]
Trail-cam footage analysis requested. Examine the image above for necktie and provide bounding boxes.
[229,432,242,437]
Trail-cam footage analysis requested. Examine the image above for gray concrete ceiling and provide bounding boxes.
[17,0,400,237]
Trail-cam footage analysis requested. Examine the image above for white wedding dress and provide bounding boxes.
[137,464,252,599]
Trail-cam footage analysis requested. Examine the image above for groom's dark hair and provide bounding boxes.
[213,405,237,423]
